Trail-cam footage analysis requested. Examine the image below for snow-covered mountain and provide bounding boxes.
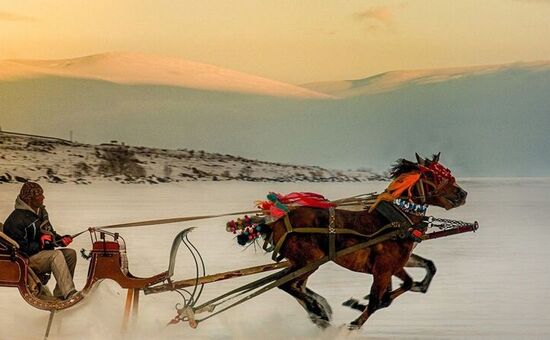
[1,54,549,176]
[0,52,331,99]
[302,61,550,97]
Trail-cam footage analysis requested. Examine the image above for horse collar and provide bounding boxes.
[375,201,414,227]
[392,199,428,217]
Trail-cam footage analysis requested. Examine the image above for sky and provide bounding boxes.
[1,0,550,84]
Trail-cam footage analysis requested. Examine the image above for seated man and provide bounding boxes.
[3,182,77,300]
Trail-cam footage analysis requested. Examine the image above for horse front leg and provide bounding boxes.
[342,284,391,312]
[406,253,437,293]
[343,252,436,308]
[348,271,392,330]
[345,267,413,317]
[383,268,413,304]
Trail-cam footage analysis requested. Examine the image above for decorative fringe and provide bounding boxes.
[393,198,427,216]
[228,191,335,247]
[226,215,268,246]
[256,192,334,219]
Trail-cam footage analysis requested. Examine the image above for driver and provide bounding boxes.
[3,182,77,300]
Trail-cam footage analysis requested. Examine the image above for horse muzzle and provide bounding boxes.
[450,189,467,208]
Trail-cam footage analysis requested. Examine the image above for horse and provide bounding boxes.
[268,153,467,329]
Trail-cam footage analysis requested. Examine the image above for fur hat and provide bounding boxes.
[19,182,43,203]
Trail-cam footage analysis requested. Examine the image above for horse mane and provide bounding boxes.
[389,159,419,179]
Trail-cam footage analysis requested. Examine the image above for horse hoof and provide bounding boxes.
[410,283,428,293]
[347,323,361,331]
[342,298,359,307]
[317,320,331,329]
[337,323,353,331]
[310,317,331,329]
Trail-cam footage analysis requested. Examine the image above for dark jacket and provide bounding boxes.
[3,197,62,256]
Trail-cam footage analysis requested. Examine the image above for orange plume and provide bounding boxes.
[369,172,421,213]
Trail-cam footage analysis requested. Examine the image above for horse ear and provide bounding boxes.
[433,152,441,163]
[415,153,425,166]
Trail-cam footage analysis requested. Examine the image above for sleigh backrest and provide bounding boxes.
[0,223,19,250]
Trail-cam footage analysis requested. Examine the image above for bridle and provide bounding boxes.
[415,163,456,204]
[369,160,457,213]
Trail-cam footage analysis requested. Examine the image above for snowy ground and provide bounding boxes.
[0,179,549,339]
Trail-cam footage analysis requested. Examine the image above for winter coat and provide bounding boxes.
[3,197,62,256]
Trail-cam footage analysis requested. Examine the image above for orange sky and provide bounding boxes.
[1,0,549,83]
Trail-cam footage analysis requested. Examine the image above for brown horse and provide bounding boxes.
[269,153,467,329]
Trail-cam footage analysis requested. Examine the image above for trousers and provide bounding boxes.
[29,248,77,298]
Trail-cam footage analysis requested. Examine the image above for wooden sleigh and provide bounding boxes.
[0,222,195,338]
[0,221,289,338]
[0,223,168,309]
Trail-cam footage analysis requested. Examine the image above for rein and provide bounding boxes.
[71,209,262,239]
[71,193,379,239]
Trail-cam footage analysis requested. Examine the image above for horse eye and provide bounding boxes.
[423,172,434,179]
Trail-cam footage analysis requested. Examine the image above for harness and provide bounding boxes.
[260,165,457,262]
[266,201,415,262]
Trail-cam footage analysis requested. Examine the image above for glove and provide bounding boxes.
[60,235,73,247]
[40,234,54,250]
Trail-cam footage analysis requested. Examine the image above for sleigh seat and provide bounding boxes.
[0,222,53,297]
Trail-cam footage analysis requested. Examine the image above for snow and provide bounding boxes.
[0,178,549,339]
[0,52,332,99]
[302,61,550,97]
[0,133,381,184]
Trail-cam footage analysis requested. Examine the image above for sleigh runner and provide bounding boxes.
[0,153,478,337]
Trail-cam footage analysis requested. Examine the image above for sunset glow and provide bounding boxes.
[1,0,549,83]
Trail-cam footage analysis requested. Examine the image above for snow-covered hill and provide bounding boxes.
[2,55,550,176]
[0,132,381,184]
[302,61,550,97]
[0,52,331,99]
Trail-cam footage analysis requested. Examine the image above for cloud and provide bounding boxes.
[0,11,36,22]
[354,6,393,24]
[353,5,396,31]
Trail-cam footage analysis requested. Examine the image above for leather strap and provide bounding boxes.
[270,206,406,261]
[328,207,336,261]
[192,225,406,326]
[375,201,413,226]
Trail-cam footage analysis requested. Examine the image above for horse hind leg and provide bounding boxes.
[279,275,332,329]
[306,287,333,319]
[406,253,437,293]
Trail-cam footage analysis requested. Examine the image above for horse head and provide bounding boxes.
[386,153,467,210]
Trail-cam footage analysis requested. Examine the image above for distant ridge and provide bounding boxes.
[302,60,550,97]
[2,57,549,176]
[0,52,332,99]
[0,131,381,184]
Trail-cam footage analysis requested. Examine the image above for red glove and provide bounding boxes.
[60,235,73,246]
[40,234,54,250]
